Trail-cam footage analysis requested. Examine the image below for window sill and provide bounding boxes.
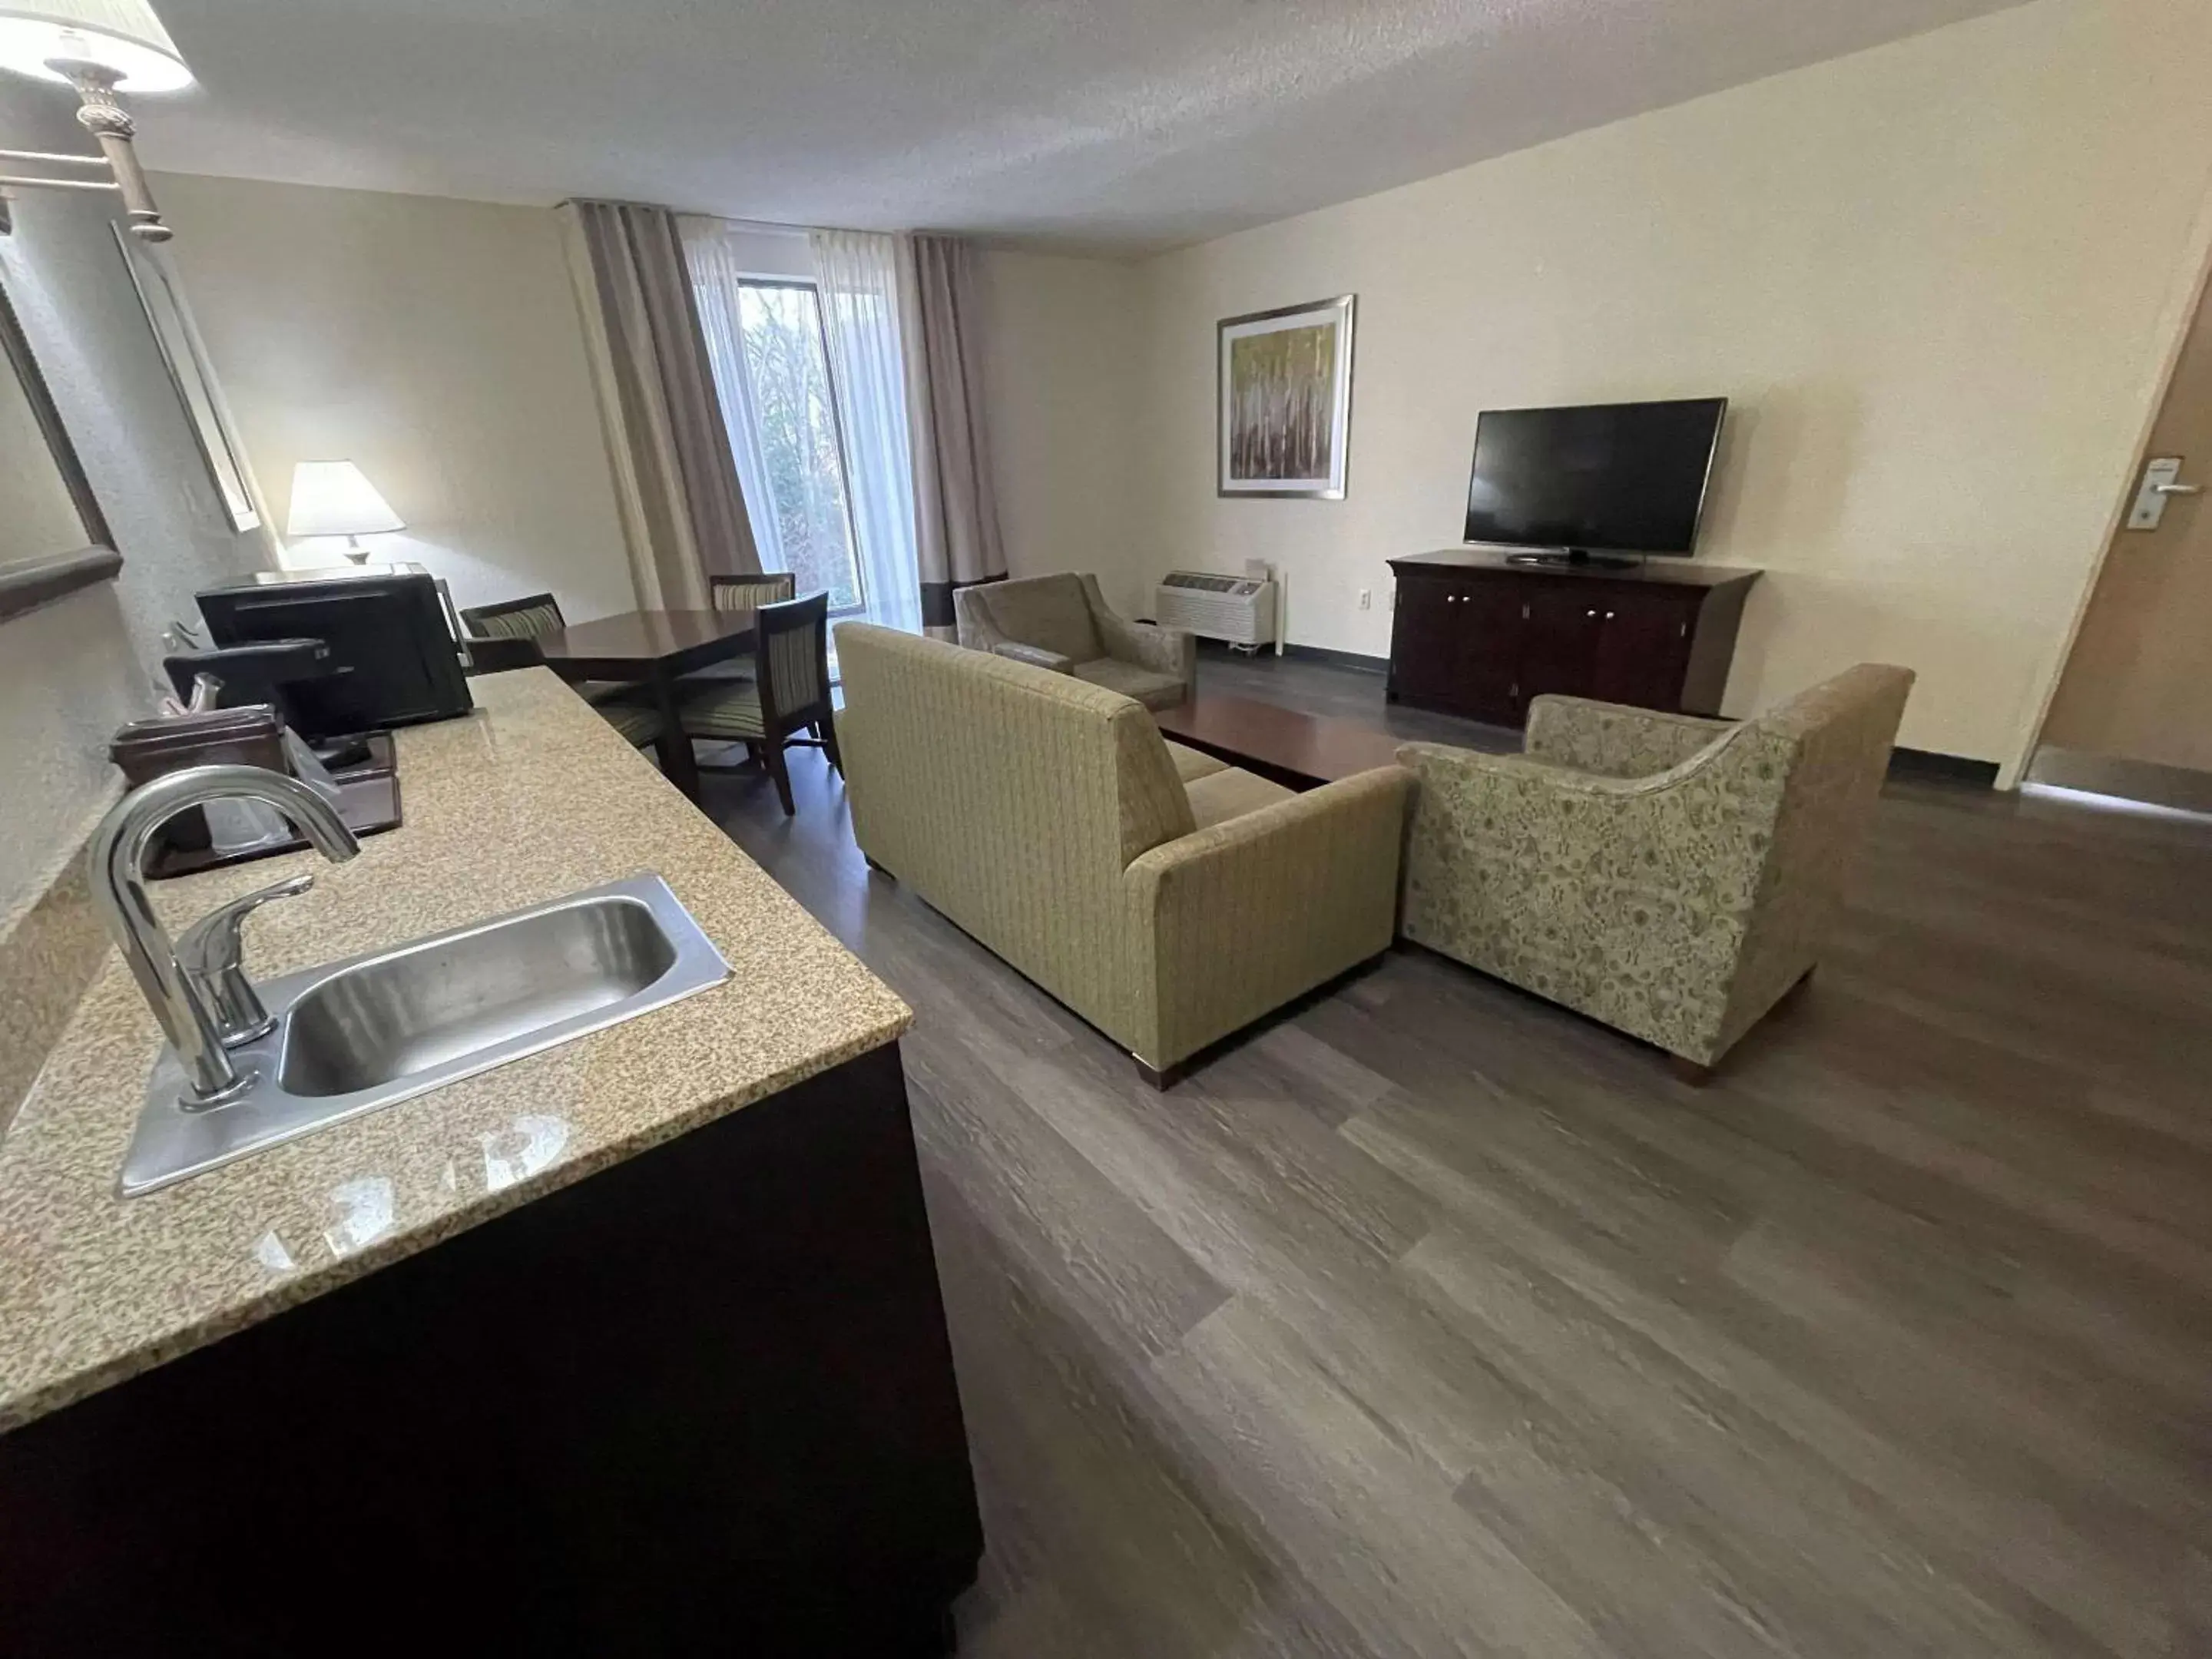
[0,546,123,624]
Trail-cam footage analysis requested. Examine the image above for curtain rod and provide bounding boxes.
[558,197,943,241]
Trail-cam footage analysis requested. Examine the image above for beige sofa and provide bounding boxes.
[1397,665,1913,1076]
[836,623,1412,1083]
[952,572,1196,710]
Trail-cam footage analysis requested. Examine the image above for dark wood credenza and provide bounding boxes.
[1386,550,1762,727]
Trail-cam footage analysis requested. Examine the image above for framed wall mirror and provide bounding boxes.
[0,277,119,622]
[113,227,260,534]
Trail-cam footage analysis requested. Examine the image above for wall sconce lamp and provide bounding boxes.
[0,1,193,242]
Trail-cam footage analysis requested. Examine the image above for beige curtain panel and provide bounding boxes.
[560,199,760,611]
[902,234,1006,637]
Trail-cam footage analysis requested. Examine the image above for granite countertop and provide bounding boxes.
[0,668,912,1434]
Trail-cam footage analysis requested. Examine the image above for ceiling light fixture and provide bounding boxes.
[0,1,193,241]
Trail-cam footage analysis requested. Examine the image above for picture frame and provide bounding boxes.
[113,225,261,533]
[1217,293,1356,499]
[0,275,120,623]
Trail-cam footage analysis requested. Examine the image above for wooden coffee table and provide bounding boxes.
[1153,694,1407,791]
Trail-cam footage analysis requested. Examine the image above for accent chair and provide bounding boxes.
[1396,664,1914,1079]
[952,572,1196,710]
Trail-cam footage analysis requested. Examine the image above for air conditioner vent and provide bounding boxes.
[1156,570,1277,649]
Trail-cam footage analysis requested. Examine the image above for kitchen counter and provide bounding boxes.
[0,667,912,1434]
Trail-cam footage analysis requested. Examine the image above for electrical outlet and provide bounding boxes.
[1357,588,1372,611]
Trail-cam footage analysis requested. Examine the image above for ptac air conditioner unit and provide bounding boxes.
[1155,571,1277,652]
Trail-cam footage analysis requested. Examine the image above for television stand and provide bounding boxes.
[1386,548,1762,727]
[1504,548,1642,571]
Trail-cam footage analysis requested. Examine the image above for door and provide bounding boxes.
[2038,280,2212,799]
[1449,578,1524,722]
[1518,588,1601,708]
[1590,590,1695,711]
[1388,577,1467,706]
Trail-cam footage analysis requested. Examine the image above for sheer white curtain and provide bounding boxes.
[809,229,923,635]
[678,217,790,578]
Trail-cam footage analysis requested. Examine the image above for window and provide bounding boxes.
[727,279,865,614]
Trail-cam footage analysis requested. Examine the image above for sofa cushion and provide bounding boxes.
[982,574,1101,665]
[1073,657,1187,711]
[1184,766,1296,830]
[1165,741,1230,783]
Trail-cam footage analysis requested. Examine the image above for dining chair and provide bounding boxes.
[460,591,650,710]
[678,591,839,815]
[710,571,797,611]
[455,628,664,752]
[459,592,566,641]
[687,572,799,687]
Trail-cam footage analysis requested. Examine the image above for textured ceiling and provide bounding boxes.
[137,0,2026,255]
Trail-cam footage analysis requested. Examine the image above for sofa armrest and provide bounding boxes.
[992,641,1075,674]
[1121,766,1412,1069]
[1523,694,1735,778]
[1098,612,1197,690]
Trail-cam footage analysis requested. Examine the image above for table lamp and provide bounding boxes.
[286,460,404,564]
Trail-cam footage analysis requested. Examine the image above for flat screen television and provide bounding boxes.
[1462,396,1727,568]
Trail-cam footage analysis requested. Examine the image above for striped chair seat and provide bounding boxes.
[679,681,767,740]
[598,700,664,747]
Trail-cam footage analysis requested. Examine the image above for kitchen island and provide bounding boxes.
[0,669,979,1655]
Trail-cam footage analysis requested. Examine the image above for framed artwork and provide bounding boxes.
[1217,293,1356,499]
[0,275,119,622]
[114,225,261,533]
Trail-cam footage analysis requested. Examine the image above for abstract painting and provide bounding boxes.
[1218,294,1355,498]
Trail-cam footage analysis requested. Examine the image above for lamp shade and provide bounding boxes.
[0,1,192,91]
[286,461,406,539]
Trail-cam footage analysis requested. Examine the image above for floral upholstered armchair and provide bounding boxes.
[952,572,1197,711]
[1396,665,1913,1077]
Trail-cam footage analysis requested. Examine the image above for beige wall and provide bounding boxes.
[153,174,634,624]
[0,90,275,922]
[973,249,1146,598]
[1124,0,2212,766]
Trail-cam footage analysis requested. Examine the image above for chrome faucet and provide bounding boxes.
[89,764,360,1107]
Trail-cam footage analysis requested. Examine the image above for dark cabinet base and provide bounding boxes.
[1386,550,1760,727]
[0,1041,981,1658]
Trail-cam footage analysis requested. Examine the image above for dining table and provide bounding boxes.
[532,607,757,799]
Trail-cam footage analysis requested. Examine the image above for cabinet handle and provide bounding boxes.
[1680,621,1689,639]
[1521,603,1530,621]
[1604,610,1615,621]
[1586,608,1598,619]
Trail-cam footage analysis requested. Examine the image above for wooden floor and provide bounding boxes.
[704,651,2212,1659]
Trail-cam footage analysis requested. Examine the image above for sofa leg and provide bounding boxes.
[1669,1055,1715,1087]
[1134,1057,1187,1091]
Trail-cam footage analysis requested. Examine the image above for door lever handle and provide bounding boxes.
[2153,482,2202,495]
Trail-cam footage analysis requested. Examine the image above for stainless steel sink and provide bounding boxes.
[120,875,729,1197]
